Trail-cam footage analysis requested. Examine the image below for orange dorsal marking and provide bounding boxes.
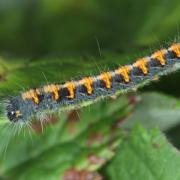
[115,65,131,82]
[169,43,180,57]
[43,84,60,100]
[99,72,112,88]
[64,82,75,98]
[80,77,93,94]
[22,89,40,104]
[133,58,149,75]
[151,49,166,65]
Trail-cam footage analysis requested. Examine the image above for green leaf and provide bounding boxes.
[122,92,180,131]
[105,125,180,180]
[0,95,131,179]
[0,92,180,179]
[0,53,129,98]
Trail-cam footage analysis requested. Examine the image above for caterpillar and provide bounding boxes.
[6,43,180,123]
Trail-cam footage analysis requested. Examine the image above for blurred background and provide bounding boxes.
[0,0,180,56]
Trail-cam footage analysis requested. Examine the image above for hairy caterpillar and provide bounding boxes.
[5,43,180,123]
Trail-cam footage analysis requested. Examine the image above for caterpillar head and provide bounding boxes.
[6,97,23,123]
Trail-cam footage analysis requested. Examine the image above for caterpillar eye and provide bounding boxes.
[6,97,23,123]
[10,111,15,115]
[7,111,17,122]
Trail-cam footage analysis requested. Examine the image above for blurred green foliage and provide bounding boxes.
[0,0,180,55]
